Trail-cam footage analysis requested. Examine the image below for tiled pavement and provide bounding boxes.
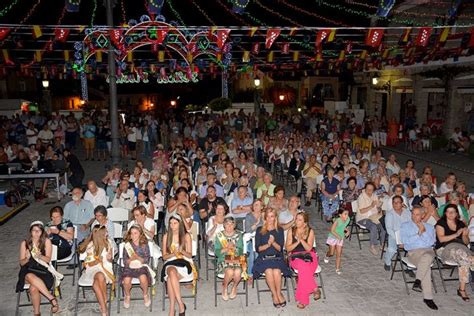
[1,148,473,316]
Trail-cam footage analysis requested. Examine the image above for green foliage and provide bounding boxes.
[208,97,232,112]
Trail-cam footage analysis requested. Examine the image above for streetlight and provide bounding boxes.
[297,107,302,112]
[170,100,177,106]
[80,100,85,105]
[279,94,285,101]
[254,78,261,87]
[42,80,49,89]
[372,75,379,85]
[150,103,154,107]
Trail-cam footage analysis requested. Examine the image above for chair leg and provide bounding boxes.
[194,281,197,310]
[431,271,438,294]
[435,258,447,293]
[380,237,386,260]
[318,272,326,299]
[117,282,121,314]
[214,271,218,307]
[356,226,362,250]
[390,251,399,281]
[256,278,261,304]
[245,279,248,306]
[108,284,113,316]
[162,281,166,311]
[285,277,290,302]
[74,284,80,316]
[400,263,410,296]
[15,292,21,316]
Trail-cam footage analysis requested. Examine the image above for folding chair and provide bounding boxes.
[204,221,216,281]
[113,222,125,243]
[213,257,249,307]
[15,245,58,316]
[434,248,458,293]
[252,237,291,304]
[116,241,156,313]
[389,233,438,295]
[190,221,201,269]
[161,253,198,311]
[74,251,114,316]
[348,200,371,249]
[107,207,130,224]
[55,225,79,298]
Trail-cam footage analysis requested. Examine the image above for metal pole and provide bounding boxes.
[106,0,120,165]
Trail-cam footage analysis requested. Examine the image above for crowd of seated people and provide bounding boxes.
[11,109,474,315]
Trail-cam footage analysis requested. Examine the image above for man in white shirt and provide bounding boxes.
[111,179,136,211]
[127,123,137,160]
[449,127,465,152]
[84,180,109,209]
[38,124,54,145]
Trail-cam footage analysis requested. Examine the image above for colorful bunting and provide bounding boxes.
[64,50,70,61]
[249,27,258,37]
[415,27,433,47]
[35,50,42,62]
[96,51,102,62]
[2,49,12,65]
[399,28,412,44]
[54,28,70,43]
[32,25,42,39]
[216,29,231,50]
[282,42,290,54]
[158,51,165,62]
[366,29,384,48]
[438,27,450,43]
[265,28,281,49]
[0,28,10,41]
[252,42,260,55]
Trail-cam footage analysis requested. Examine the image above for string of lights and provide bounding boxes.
[278,0,349,27]
[121,0,127,24]
[90,0,97,26]
[166,0,187,27]
[252,0,302,27]
[0,0,20,18]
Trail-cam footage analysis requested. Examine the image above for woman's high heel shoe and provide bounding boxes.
[49,297,59,314]
[178,303,187,316]
[457,288,470,302]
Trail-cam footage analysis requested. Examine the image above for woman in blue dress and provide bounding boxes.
[253,208,291,308]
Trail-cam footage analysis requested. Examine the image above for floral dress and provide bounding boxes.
[120,242,152,284]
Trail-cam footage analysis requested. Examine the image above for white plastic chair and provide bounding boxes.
[107,207,130,223]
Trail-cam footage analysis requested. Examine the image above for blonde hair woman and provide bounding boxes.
[78,225,114,316]
[252,208,291,308]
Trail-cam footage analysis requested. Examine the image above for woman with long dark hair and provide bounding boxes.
[16,221,61,315]
[161,215,195,316]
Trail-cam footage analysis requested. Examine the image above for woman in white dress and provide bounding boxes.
[78,225,114,316]
[161,215,194,316]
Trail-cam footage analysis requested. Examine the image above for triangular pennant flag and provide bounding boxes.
[415,27,433,47]
[400,28,412,43]
[438,27,450,43]
[266,28,281,49]
[32,25,43,39]
[2,49,12,65]
[187,52,193,63]
[96,51,102,62]
[293,51,299,62]
[249,27,258,37]
[217,29,231,50]
[282,42,290,54]
[366,29,384,47]
[54,28,70,42]
[252,42,260,55]
[242,51,250,63]
[158,51,165,62]
[316,29,329,48]
[338,50,345,62]
[35,50,42,62]
[327,29,336,42]
[0,28,10,41]
[267,51,274,62]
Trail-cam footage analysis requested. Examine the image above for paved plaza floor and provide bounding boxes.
[1,147,473,316]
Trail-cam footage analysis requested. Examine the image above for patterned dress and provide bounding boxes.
[214,231,244,274]
[120,242,152,284]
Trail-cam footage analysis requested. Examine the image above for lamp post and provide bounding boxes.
[105,0,120,164]
[41,80,52,113]
[253,78,262,115]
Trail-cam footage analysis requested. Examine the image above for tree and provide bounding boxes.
[208,97,232,112]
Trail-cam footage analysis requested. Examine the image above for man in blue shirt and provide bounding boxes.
[63,187,95,242]
[384,196,411,271]
[400,206,438,310]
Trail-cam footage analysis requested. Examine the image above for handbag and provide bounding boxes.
[27,259,49,275]
[289,252,313,262]
[368,213,383,224]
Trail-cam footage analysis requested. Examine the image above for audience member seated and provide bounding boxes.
[84,180,109,209]
[63,187,95,242]
[253,208,291,308]
[383,196,411,271]
[214,216,245,301]
[46,206,74,260]
[91,206,115,241]
[244,199,264,279]
[198,173,224,199]
[230,185,253,228]
[320,167,340,222]
[206,202,227,254]
[302,154,322,206]
[256,173,275,206]
[120,224,153,309]
[161,215,195,316]
[412,183,438,208]
[400,206,438,310]
[356,182,386,256]
[341,176,360,215]
[16,221,61,315]
[435,204,473,302]
[419,195,440,225]
[279,195,301,231]
[267,185,289,215]
[438,192,469,224]
[137,190,155,219]
[111,179,136,211]
[78,225,115,316]
[198,185,227,222]
[286,212,319,309]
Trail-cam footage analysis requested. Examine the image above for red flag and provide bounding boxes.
[54,28,70,42]
[216,29,231,50]
[415,27,433,47]
[469,28,474,48]
[282,42,290,54]
[109,29,122,47]
[265,28,281,49]
[0,28,10,41]
[252,42,260,55]
[345,41,352,54]
[315,29,329,48]
[365,29,384,48]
